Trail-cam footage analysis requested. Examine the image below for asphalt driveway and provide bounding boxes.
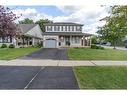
[0,66,79,89]
[20,48,68,60]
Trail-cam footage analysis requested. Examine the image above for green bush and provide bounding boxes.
[91,45,104,50]
[34,43,42,48]
[91,45,97,49]
[9,44,15,48]
[1,44,7,48]
[98,46,104,49]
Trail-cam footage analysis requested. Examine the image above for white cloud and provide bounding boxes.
[12,8,37,16]
[56,6,82,14]
[13,6,110,34]
[53,5,110,34]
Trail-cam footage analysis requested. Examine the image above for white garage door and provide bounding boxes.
[45,39,57,48]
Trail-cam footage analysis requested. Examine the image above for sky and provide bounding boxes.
[8,5,110,34]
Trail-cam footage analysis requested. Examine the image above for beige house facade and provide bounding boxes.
[43,22,92,48]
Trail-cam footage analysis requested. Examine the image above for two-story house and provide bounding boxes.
[43,22,92,48]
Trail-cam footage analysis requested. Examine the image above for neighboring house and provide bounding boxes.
[0,24,43,47]
[43,22,92,48]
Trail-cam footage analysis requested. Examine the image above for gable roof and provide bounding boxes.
[19,24,38,33]
[44,22,84,26]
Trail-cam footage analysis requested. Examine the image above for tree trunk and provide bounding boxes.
[22,35,25,48]
[2,37,5,43]
[113,41,116,49]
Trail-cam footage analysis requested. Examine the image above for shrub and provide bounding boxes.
[91,44,97,49]
[99,46,104,50]
[91,44,104,50]
[9,44,15,48]
[1,44,7,48]
[34,43,42,48]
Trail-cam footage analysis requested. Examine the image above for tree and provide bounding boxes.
[0,5,19,42]
[35,19,53,32]
[19,18,34,24]
[91,35,97,44]
[97,6,127,49]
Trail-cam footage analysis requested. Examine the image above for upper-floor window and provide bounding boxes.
[65,26,67,31]
[61,26,63,31]
[70,26,72,31]
[47,26,52,31]
[72,26,74,31]
[54,26,60,31]
[54,26,56,31]
[76,26,82,31]
[57,26,60,31]
[60,26,66,31]
[63,26,66,31]
[68,26,70,31]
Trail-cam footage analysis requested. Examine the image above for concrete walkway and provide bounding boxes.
[1,60,127,66]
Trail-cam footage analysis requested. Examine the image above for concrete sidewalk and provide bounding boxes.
[1,60,127,66]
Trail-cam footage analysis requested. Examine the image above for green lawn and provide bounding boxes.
[74,66,127,89]
[68,48,127,60]
[0,47,40,60]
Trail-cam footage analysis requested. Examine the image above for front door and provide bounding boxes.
[65,36,70,46]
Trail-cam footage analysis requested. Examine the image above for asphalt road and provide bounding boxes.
[20,48,69,60]
[0,66,79,89]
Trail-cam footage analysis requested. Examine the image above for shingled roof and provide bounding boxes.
[44,22,84,26]
[19,24,38,33]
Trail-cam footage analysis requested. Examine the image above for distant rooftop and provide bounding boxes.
[44,22,84,26]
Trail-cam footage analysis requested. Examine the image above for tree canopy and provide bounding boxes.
[97,6,127,49]
[35,19,53,32]
[19,18,34,24]
[0,5,19,37]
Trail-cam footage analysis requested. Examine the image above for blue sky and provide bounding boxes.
[8,6,69,16]
[8,5,110,34]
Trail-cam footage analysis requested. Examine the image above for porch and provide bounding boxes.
[15,35,42,47]
[58,35,91,47]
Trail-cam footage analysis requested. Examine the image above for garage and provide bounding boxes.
[44,39,57,48]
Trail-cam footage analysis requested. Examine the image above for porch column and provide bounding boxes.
[83,36,85,46]
[22,35,25,47]
[32,38,35,46]
[89,36,91,46]
[70,35,72,46]
[87,36,89,46]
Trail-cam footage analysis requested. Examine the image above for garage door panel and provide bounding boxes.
[45,39,57,48]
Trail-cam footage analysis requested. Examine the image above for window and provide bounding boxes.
[0,36,12,43]
[61,26,63,31]
[68,26,70,31]
[75,37,79,43]
[65,26,67,31]
[63,26,65,31]
[72,36,79,44]
[56,26,59,31]
[72,26,74,31]
[70,26,72,31]
[76,26,81,31]
[47,26,52,31]
[54,26,56,31]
